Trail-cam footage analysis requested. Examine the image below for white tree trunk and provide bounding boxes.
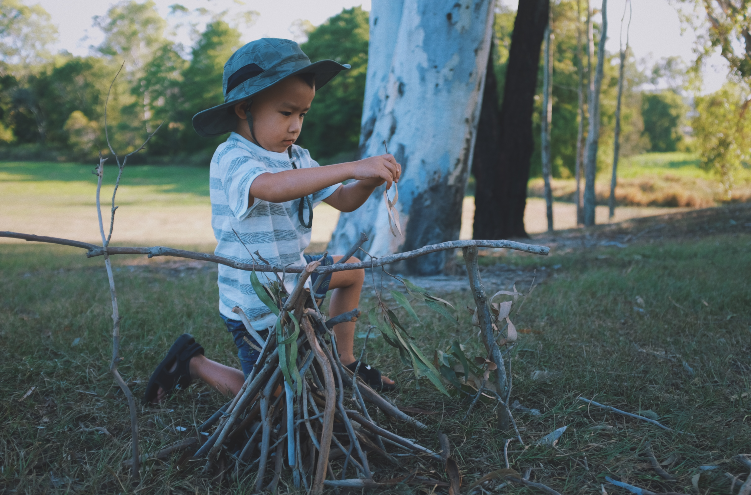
[609,0,631,219]
[541,19,554,233]
[328,0,495,274]
[583,0,607,226]
[575,0,586,226]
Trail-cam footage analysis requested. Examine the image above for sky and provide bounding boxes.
[38,0,729,93]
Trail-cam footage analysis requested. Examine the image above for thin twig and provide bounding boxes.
[579,397,687,434]
[504,439,513,469]
[605,476,688,495]
[644,441,676,481]
[463,377,487,421]
[507,476,561,495]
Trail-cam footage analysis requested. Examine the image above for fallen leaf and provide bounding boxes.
[506,317,517,342]
[635,296,645,306]
[20,386,35,401]
[691,473,702,491]
[446,457,462,495]
[536,425,567,446]
[702,300,709,307]
[497,301,513,320]
[660,453,677,466]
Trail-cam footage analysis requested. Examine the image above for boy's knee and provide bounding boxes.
[345,256,365,285]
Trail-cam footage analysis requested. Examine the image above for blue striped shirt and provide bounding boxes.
[210,132,341,328]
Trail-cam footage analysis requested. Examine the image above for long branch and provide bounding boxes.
[0,232,549,274]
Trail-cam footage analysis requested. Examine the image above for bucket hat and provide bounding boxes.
[192,38,350,137]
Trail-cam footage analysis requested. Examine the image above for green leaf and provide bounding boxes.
[251,271,280,316]
[401,277,430,297]
[276,318,292,386]
[389,289,421,323]
[414,360,449,396]
[450,340,470,378]
[425,299,457,322]
[386,309,412,338]
[439,364,463,390]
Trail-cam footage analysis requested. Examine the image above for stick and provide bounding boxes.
[231,306,266,349]
[301,317,337,494]
[123,438,197,467]
[348,325,386,451]
[737,455,751,495]
[463,246,509,428]
[507,476,562,495]
[345,411,441,460]
[94,154,140,479]
[325,309,361,330]
[320,335,372,478]
[0,232,550,271]
[605,476,688,495]
[504,439,513,469]
[463,377,487,421]
[312,232,369,294]
[284,260,320,311]
[578,398,683,433]
[255,369,283,492]
[644,442,676,481]
[199,402,230,432]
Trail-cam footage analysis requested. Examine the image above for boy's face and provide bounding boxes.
[234,76,315,153]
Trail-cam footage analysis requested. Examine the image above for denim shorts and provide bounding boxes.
[223,253,334,377]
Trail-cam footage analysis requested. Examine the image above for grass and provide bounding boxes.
[1,207,750,493]
[528,152,751,208]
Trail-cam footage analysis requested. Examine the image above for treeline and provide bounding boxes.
[1,0,688,172]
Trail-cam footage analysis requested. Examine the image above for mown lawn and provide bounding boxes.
[1,206,749,493]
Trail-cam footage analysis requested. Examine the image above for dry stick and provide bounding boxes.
[346,411,441,460]
[238,422,262,461]
[319,335,372,478]
[94,153,141,479]
[300,317,337,495]
[463,246,509,429]
[255,369,284,491]
[504,438,513,469]
[490,391,525,446]
[644,441,676,481]
[506,476,562,495]
[578,398,685,433]
[605,476,688,495]
[203,333,280,462]
[725,473,747,493]
[268,410,286,493]
[349,326,387,452]
[737,454,751,495]
[0,232,549,271]
[284,260,320,311]
[463,376,488,421]
[312,231,369,295]
[324,309,361,330]
[231,306,266,350]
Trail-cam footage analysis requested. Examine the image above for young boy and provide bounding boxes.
[143,38,399,403]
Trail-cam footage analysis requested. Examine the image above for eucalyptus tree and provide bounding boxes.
[328,0,496,274]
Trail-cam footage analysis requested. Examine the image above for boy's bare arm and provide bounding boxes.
[249,154,401,207]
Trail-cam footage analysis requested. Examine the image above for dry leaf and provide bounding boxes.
[19,386,35,401]
[497,301,513,320]
[536,425,568,446]
[383,183,402,237]
[635,295,645,306]
[506,317,517,342]
[446,457,462,495]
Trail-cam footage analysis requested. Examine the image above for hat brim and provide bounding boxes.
[192,60,349,138]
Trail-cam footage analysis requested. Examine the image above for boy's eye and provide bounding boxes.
[300,113,306,118]
[280,111,292,117]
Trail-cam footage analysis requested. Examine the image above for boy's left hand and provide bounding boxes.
[350,154,401,190]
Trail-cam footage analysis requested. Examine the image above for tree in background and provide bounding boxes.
[473,0,550,239]
[541,7,554,232]
[641,91,687,152]
[608,0,631,219]
[298,7,369,161]
[0,0,58,70]
[692,83,751,198]
[583,0,607,226]
[329,0,495,273]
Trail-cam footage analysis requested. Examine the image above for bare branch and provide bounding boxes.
[579,397,689,433]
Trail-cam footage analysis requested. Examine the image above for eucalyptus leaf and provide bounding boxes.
[425,299,457,322]
[250,271,280,316]
[389,289,421,323]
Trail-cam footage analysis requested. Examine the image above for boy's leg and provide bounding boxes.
[327,255,395,386]
[154,356,245,403]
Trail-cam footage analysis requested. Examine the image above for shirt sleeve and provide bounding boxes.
[222,152,270,220]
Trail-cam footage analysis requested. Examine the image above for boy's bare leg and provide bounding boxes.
[328,255,395,386]
[154,355,245,403]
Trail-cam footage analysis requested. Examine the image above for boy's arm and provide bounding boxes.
[249,154,400,207]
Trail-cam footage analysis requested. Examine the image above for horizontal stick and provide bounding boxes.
[507,476,562,495]
[1,232,549,274]
[605,476,688,495]
[346,411,440,460]
[578,397,683,433]
[123,437,197,467]
[325,309,360,330]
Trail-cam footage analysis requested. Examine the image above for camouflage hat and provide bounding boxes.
[192,38,350,137]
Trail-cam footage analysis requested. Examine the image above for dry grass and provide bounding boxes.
[1,206,750,493]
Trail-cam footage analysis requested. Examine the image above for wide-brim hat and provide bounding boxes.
[192,38,350,137]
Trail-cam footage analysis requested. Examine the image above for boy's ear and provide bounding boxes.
[234,101,249,120]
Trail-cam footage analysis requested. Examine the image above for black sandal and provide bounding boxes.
[345,360,396,392]
[142,334,204,404]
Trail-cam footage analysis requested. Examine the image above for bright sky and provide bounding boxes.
[39,0,728,93]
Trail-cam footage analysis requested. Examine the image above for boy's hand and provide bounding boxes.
[351,154,401,189]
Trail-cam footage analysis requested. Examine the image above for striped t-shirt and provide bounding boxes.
[210,132,341,329]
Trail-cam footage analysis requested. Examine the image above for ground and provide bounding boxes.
[1,201,749,493]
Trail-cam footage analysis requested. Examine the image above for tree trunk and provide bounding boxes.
[583,0,607,226]
[575,0,586,226]
[541,17,554,233]
[328,0,496,274]
[609,0,631,219]
[472,0,550,240]
[471,47,501,240]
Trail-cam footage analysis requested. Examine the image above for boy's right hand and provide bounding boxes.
[350,154,402,189]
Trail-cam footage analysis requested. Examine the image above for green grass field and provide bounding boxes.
[1,203,749,493]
